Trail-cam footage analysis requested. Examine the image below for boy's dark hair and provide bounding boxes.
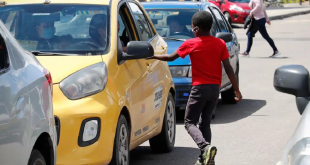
[191,11,213,31]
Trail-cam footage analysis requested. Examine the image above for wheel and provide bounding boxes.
[224,12,232,25]
[109,114,130,165]
[27,149,46,165]
[221,67,239,104]
[149,93,176,153]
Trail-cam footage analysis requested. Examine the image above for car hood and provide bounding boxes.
[231,2,252,10]
[278,102,310,164]
[166,41,191,66]
[36,55,103,84]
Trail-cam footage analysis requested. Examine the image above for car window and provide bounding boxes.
[0,33,9,71]
[0,5,110,55]
[205,8,219,36]
[128,2,155,41]
[145,9,198,40]
[211,7,230,33]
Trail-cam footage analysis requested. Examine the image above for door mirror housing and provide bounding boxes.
[274,65,310,97]
[216,32,232,42]
[122,41,154,60]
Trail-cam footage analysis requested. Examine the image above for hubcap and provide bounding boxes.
[118,124,128,165]
[166,100,175,143]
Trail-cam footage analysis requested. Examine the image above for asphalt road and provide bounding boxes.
[129,14,310,165]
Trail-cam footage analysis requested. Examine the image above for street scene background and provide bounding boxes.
[129,4,310,164]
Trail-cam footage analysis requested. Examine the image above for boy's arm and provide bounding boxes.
[222,59,242,101]
[147,51,180,62]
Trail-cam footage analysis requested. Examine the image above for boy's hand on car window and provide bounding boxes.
[234,90,243,102]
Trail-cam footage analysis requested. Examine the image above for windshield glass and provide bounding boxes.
[145,9,198,40]
[227,0,250,3]
[0,4,110,55]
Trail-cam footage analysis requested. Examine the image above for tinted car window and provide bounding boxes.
[128,2,155,41]
[211,8,230,33]
[0,5,110,55]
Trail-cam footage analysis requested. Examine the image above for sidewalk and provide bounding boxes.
[266,3,310,20]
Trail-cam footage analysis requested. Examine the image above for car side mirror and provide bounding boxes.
[274,65,310,115]
[122,41,154,60]
[216,32,232,43]
[274,65,310,97]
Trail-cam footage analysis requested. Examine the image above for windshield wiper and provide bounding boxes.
[162,37,186,42]
[29,51,79,56]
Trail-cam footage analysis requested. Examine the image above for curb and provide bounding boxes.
[269,9,310,20]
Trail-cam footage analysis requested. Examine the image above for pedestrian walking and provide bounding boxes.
[147,11,242,165]
[240,0,281,58]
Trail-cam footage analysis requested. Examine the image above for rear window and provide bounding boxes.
[0,4,110,55]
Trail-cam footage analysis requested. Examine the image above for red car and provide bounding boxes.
[209,0,251,25]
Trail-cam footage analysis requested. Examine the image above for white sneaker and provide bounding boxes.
[269,51,281,58]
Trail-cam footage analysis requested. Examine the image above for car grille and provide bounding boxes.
[54,116,60,146]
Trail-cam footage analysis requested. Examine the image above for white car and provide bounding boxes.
[0,19,57,165]
[274,65,310,165]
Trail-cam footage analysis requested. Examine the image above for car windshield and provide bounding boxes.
[145,9,198,40]
[0,4,110,55]
[227,0,250,3]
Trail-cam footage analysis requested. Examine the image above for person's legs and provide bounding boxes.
[188,85,219,165]
[256,18,278,53]
[246,32,253,53]
[240,31,253,56]
[184,85,209,151]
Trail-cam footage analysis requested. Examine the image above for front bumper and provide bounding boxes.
[53,84,119,165]
[173,77,192,109]
[229,10,249,24]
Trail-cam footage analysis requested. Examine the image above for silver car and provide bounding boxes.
[274,65,310,165]
[0,19,57,165]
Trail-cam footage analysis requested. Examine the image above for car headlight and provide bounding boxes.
[286,138,310,165]
[59,62,108,100]
[229,5,245,12]
[169,66,190,77]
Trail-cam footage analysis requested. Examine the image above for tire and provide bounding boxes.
[27,149,46,165]
[149,93,176,153]
[224,12,232,25]
[109,114,130,165]
[221,66,239,104]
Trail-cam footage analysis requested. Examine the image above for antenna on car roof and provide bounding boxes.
[43,0,51,4]
[0,1,6,7]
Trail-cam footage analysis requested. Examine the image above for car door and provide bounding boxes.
[127,1,166,134]
[0,27,30,165]
[117,2,151,141]
[209,7,238,87]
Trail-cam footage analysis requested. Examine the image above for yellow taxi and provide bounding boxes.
[0,0,176,164]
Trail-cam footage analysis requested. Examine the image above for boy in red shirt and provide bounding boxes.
[148,11,242,165]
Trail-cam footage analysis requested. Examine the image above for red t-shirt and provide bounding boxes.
[177,36,230,86]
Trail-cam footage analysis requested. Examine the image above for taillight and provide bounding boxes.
[44,69,53,95]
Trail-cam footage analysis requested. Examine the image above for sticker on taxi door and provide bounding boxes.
[154,85,163,110]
